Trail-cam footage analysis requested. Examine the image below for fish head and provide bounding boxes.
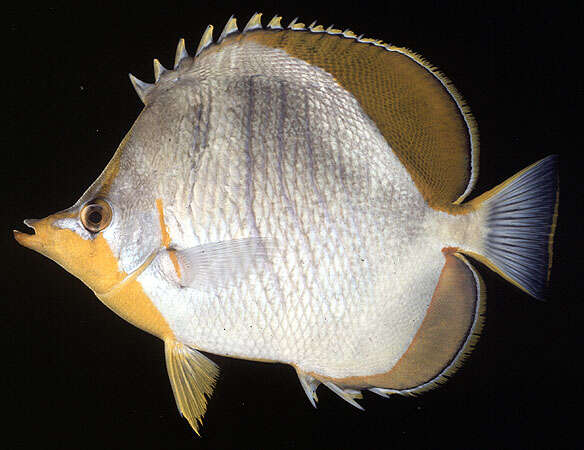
[13,119,163,295]
[13,200,126,294]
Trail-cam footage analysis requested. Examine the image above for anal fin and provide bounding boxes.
[368,387,401,398]
[297,371,320,408]
[323,382,364,410]
[164,339,219,435]
[366,252,485,394]
[296,370,364,410]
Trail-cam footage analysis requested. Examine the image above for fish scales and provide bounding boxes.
[14,14,559,436]
[136,42,446,373]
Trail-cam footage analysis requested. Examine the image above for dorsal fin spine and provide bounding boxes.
[288,18,306,30]
[218,15,238,43]
[153,58,167,82]
[196,25,214,57]
[128,73,153,104]
[174,38,189,69]
[267,16,283,29]
[243,12,262,32]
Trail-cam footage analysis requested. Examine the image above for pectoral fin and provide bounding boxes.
[164,339,219,436]
[161,238,275,290]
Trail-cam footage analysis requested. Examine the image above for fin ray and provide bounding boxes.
[467,155,559,299]
[296,371,320,408]
[168,238,276,290]
[164,340,219,435]
[242,29,478,209]
[362,252,485,394]
[323,381,364,410]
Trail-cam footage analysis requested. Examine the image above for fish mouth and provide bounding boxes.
[13,219,40,248]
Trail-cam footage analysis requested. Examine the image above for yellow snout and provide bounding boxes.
[14,212,125,294]
[14,211,172,339]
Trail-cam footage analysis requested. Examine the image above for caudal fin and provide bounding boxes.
[468,155,559,299]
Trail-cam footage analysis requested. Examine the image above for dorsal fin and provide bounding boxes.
[128,73,153,104]
[127,15,479,207]
[196,25,214,57]
[234,27,479,209]
[174,38,189,69]
[153,58,167,82]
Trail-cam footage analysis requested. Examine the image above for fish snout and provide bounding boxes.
[14,218,41,248]
[13,217,53,252]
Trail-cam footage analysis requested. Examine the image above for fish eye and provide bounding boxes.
[80,199,112,233]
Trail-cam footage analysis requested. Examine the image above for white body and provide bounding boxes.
[102,42,484,379]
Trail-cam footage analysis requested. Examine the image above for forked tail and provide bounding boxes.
[467,155,559,299]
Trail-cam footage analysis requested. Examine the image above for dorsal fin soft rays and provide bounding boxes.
[126,15,479,206]
[239,26,479,210]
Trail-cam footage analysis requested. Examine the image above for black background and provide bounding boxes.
[3,1,582,449]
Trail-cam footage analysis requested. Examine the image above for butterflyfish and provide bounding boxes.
[14,13,559,435]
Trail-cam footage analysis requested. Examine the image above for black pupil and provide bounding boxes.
[88,209,102,224]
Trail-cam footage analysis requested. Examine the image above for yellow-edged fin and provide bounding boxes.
[465,155,559,299]
[324,251,485,393]
[373,252,485,393]
[164,340,219,436]
[228,28,479,210]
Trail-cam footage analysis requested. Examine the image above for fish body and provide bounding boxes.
[14,14,559,434]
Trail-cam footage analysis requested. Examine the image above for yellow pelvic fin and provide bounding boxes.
[164,340,219,436]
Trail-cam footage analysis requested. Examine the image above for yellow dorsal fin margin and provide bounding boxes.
[164,340,219,436]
